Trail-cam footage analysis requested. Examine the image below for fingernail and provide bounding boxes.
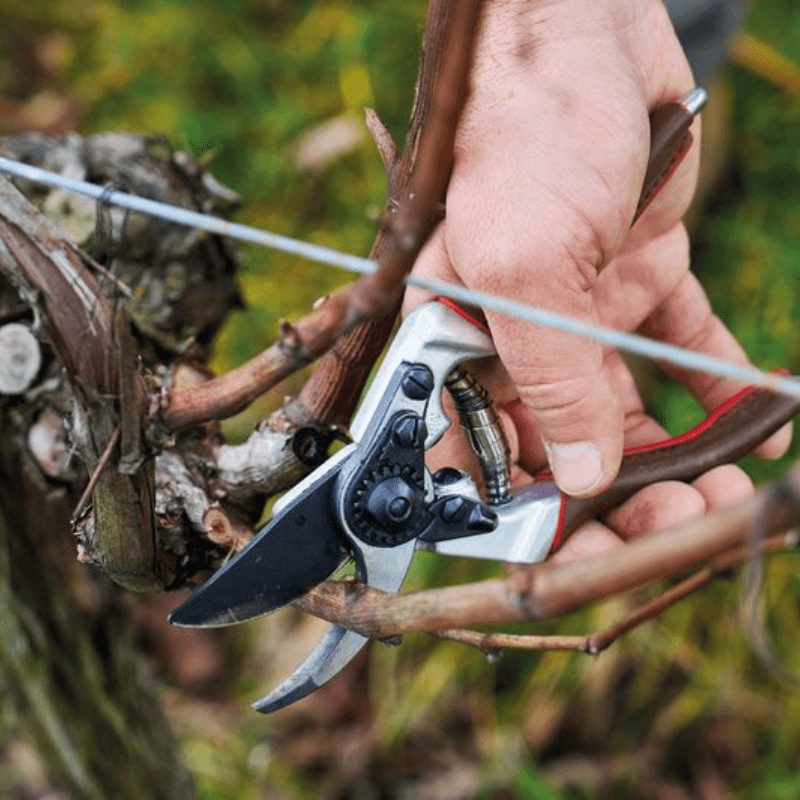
[545,441,604,496]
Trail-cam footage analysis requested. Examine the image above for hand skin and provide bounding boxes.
[404,0,791,562]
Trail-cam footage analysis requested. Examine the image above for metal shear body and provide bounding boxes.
[171,300,800,713]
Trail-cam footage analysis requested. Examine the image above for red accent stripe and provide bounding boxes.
[539,374,788,474]
[624,385,755,455]
[437,297,491,334]
[551,493,568,551]
[623,374,788,456]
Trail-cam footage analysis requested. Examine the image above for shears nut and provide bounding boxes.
[365,476,422,532]
[440,496,469,524]
[393,415,426,448]
[400,364,434,400]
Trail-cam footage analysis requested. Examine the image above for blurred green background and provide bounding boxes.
[3,0,800,798]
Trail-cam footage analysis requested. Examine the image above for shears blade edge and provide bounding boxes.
[252,625,367,713]
[169,467,348,628]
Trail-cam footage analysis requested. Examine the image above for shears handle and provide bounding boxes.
[434,86,800,547]
[554,382,800,546]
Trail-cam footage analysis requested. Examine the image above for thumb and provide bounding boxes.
[488,302,624,498]
[409,214,625,497]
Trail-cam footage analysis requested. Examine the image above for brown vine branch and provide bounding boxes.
[433,530,798,658]
[162,0,483,431]
[354,0,481,308]
[279,0,476,433]
[0,182,116,394]
[293,465,800,637]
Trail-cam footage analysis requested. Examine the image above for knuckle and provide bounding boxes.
[673,307,719,352]
[514,374,604,437]
[518,375,587,412]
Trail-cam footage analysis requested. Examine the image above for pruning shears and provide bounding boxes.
[170,298,800,713]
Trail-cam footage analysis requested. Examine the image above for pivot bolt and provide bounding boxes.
[393,414,426,448]
[388,497,411,521]
[401,364,434,400]
[365,476,421,533]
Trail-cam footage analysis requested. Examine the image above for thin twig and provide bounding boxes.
[422,532,799,659]
[70,426,120,524]
[433,629,588,655]
[77,248,133,298]
[587,530,798,654]
[365,108,398,172]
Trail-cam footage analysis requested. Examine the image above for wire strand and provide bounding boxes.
[2,155,799,398]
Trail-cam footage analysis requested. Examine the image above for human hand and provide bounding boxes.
[404,0,791,561]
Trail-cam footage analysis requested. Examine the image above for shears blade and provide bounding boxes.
[169,457,349,628]
[252,625,365,713]
[251,537,417,713]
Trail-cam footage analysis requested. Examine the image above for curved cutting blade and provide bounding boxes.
[252,538,416,713]
[169,453,350,628]
[253,625,363,713]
